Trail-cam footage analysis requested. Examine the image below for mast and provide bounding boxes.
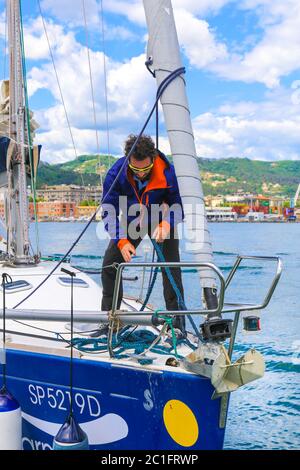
[7,0,32,264]
[143,0,218,310]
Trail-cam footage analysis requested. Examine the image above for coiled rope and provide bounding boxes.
[71,325,187,365]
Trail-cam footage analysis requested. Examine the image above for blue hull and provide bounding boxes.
[2,349,226,450]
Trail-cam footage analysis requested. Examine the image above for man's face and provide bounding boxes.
[129,156,153,180]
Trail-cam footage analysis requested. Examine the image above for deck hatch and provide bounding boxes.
[57,276,89,288]
[0,279,33,293]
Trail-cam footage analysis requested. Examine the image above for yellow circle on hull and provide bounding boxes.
[163,400,199,447]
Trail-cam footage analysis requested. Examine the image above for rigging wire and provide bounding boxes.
[1,2,9,251]
[36,0,79,163]
[13,67,185,310]
[19,0,40,257]
[2,1,7,81]
[99,0,111,170]
[82,0,103,188]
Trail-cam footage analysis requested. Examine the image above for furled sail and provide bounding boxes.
[0,0,43,263]
[143,0,217,303]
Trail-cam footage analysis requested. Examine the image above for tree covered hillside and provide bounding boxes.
[37,155,300,197]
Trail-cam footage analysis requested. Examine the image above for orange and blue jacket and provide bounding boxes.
[101,151,184,249]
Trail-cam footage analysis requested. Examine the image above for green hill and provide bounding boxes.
[37,155,112,187]
[36,155,300,197]
[200,158,300,196]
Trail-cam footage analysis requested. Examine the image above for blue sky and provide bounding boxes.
[1,0,300,162]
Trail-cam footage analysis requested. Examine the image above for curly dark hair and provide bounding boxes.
[124,134,156,161]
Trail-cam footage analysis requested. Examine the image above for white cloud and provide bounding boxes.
[173,0,232,16]
[104,0,300,89]
[104,25,138,42]
[36,125,126,163]
[3,0,300,165]
[0,10,6,40]
[104,0,230,69]
[40,0,100,27]
[104,1,145,26]
[24,17,79,61]
[30,49,154,127]
[26,19,155,162]
[37,1,141,50]
[30,1,300,90]
[105,0,232,25]
[25,6,300,164]
[240,0,297,26]
[190,88,300,160]
[133,86,300,162]
[174,9,228,68]
[209,0,300,88]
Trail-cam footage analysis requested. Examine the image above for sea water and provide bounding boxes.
[31,221,300,450]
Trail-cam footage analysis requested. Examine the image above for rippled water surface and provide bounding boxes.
[33,221,300,450]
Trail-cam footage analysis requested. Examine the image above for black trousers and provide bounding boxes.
[101,231,185,330]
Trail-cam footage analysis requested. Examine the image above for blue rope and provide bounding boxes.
[151,239,202,341]
[151,240,186,309]
[139,266,159,311]
[71,327,186,364]
[14,67,185,309]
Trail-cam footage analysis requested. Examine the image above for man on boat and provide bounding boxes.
[101,134,185,332]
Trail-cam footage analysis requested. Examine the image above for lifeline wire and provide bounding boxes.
[13,67,185,309]
[1,273,12,389]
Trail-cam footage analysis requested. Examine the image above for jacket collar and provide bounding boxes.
[126,153,169,195]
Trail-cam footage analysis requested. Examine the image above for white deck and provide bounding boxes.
[0,260,197,373]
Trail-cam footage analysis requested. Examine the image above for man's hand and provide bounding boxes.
[120,242,136,262]
[153,221,170,243]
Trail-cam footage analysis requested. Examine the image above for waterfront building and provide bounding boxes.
[224,195,246,203]
[36,185,102,205]
[29,202,76,220]
[206,207,237,222]
[204,195,225,208]
[246,211,265,222]
[74,204,101,220]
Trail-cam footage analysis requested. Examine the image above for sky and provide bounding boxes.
[0,0,300,163]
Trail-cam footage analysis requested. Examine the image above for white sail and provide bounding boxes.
[143,0,216,292]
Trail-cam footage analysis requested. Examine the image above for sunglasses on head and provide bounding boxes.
[128,161,154,174]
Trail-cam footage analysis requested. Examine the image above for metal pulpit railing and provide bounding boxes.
[108,255,283,360]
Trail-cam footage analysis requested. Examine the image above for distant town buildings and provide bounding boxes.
[74,205,99,219]
[0,184,298,223]
[27,201,100,221]
[204,192,299,222]
[36,185,102,205]
[29,201,76,220]
[28,185,102,221]
[206,207,238,222]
